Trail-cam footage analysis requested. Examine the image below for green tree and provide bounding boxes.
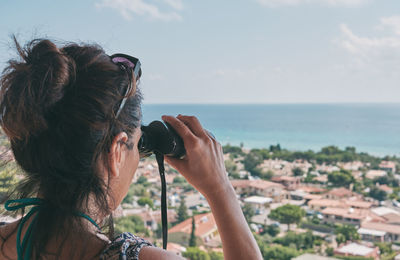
[114,215,146,236]
[209,251,223,260]
[263,224,280,237]
[177,197,189,223]
[335,225,360,244]
[137,175,148,184]
[292,167,304,177]
[328,170,354,187]
[369,187,387,201]
[189,216,197,247]
[243,204,255,223]
[173,176,186,184]
[269,204,305,231]
[225,159,238,175]
[326,247,334,256]
[243,152,263,174]
[262,245,299,260]
[183,247,210,260]
[137,197,154,208]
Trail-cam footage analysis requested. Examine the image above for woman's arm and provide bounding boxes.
[162,115,263,260]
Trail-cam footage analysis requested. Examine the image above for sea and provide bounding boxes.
[141,104,400,157]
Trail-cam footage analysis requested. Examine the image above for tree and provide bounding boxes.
[224,159,238,176]
[243,152,263,173]
[292,167,304,177]
[114,215,146,236]
[209,251,223,260]
[243,204,255,223]
[328,169,354,187]
[189,217,197,247]
[262,245,299,260]
[173,176,186,184]
[263,224,280,237]
[369,187,387,201]
[269,204,305,231]
[137,197,153,208]
[335,224,360,244]
[177,197,189,223]
[183,247,210,260]
[137,175,148,184]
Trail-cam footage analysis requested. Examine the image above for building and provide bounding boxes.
[365,170,387,179]
[361,221,400,242]
[169,212,220,244]
[324,188,356,200]
[230,179,284,201]
[379,161,396,173]
[334,242,379,260]
[357,228,387,242]
[271,176,301,190]
[243,196,273,214]
[321,207,383,226]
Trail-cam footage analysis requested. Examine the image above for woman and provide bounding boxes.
[0,38,262,259]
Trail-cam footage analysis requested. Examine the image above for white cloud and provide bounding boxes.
[339,22,400,60]
[163,0,183,10]
[256,0,370,7]
[96,0,182,21]
[380,16,400,35]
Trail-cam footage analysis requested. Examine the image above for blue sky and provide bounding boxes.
[1,0,400,104]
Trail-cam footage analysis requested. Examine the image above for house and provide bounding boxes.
[308,198,371,212]
[169,212,219,244]
[271,176,301,190]
[365,170,387,179]
[361,221,400,242]
[379,161,396,173]
[334,242,379,260]
[324,188,355,200]
[377,184,393,194]
[243,196,272,214]
[358,228,387,242]
[230,179,284,201]
[321,207,384,226]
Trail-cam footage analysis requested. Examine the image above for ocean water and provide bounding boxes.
[141,104,400,157]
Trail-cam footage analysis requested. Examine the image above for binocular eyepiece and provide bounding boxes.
[138,120,186,159]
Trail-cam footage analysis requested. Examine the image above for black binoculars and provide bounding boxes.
[138,120,186,159]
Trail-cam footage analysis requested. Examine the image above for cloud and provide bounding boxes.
[338,17,400,75]
[163,0,183,10]
[379,16,400,35]
[256,0,370,7]
[96,0,182,21]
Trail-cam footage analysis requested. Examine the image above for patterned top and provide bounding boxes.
[100,232,154,260]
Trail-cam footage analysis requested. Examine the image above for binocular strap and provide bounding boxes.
[155,152,168,250]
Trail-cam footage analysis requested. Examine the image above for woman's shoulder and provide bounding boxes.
[99,232,154,260]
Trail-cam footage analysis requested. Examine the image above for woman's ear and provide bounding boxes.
[109,132,129,178]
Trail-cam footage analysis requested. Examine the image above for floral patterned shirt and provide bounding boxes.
[100,232,154,260]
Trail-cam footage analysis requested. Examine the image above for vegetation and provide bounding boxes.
[335,225,360,244]
[269,204,305,231]
[183,247,210,260]
[189,217,197,247]
[177,196,189,223]
[114,215,147,236]
[273,231,320,250]
[328,169,354,188]
[137,197,154,208]
[242,204,255,223]
[369,187,387,201]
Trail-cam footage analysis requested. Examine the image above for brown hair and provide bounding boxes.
[0,37,142,259]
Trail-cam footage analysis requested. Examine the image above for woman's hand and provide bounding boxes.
[162,115,231,199]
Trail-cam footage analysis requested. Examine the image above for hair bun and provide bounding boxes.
[0,38,75,140]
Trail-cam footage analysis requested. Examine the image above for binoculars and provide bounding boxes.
[138,120,186,159]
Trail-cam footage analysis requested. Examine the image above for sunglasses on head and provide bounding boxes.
[110,53,142,117]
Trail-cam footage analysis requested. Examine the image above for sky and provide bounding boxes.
[0,0,400,104]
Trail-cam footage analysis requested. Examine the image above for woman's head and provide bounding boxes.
[0,37,142,257]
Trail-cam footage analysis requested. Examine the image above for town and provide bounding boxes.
[2,143,400,260]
